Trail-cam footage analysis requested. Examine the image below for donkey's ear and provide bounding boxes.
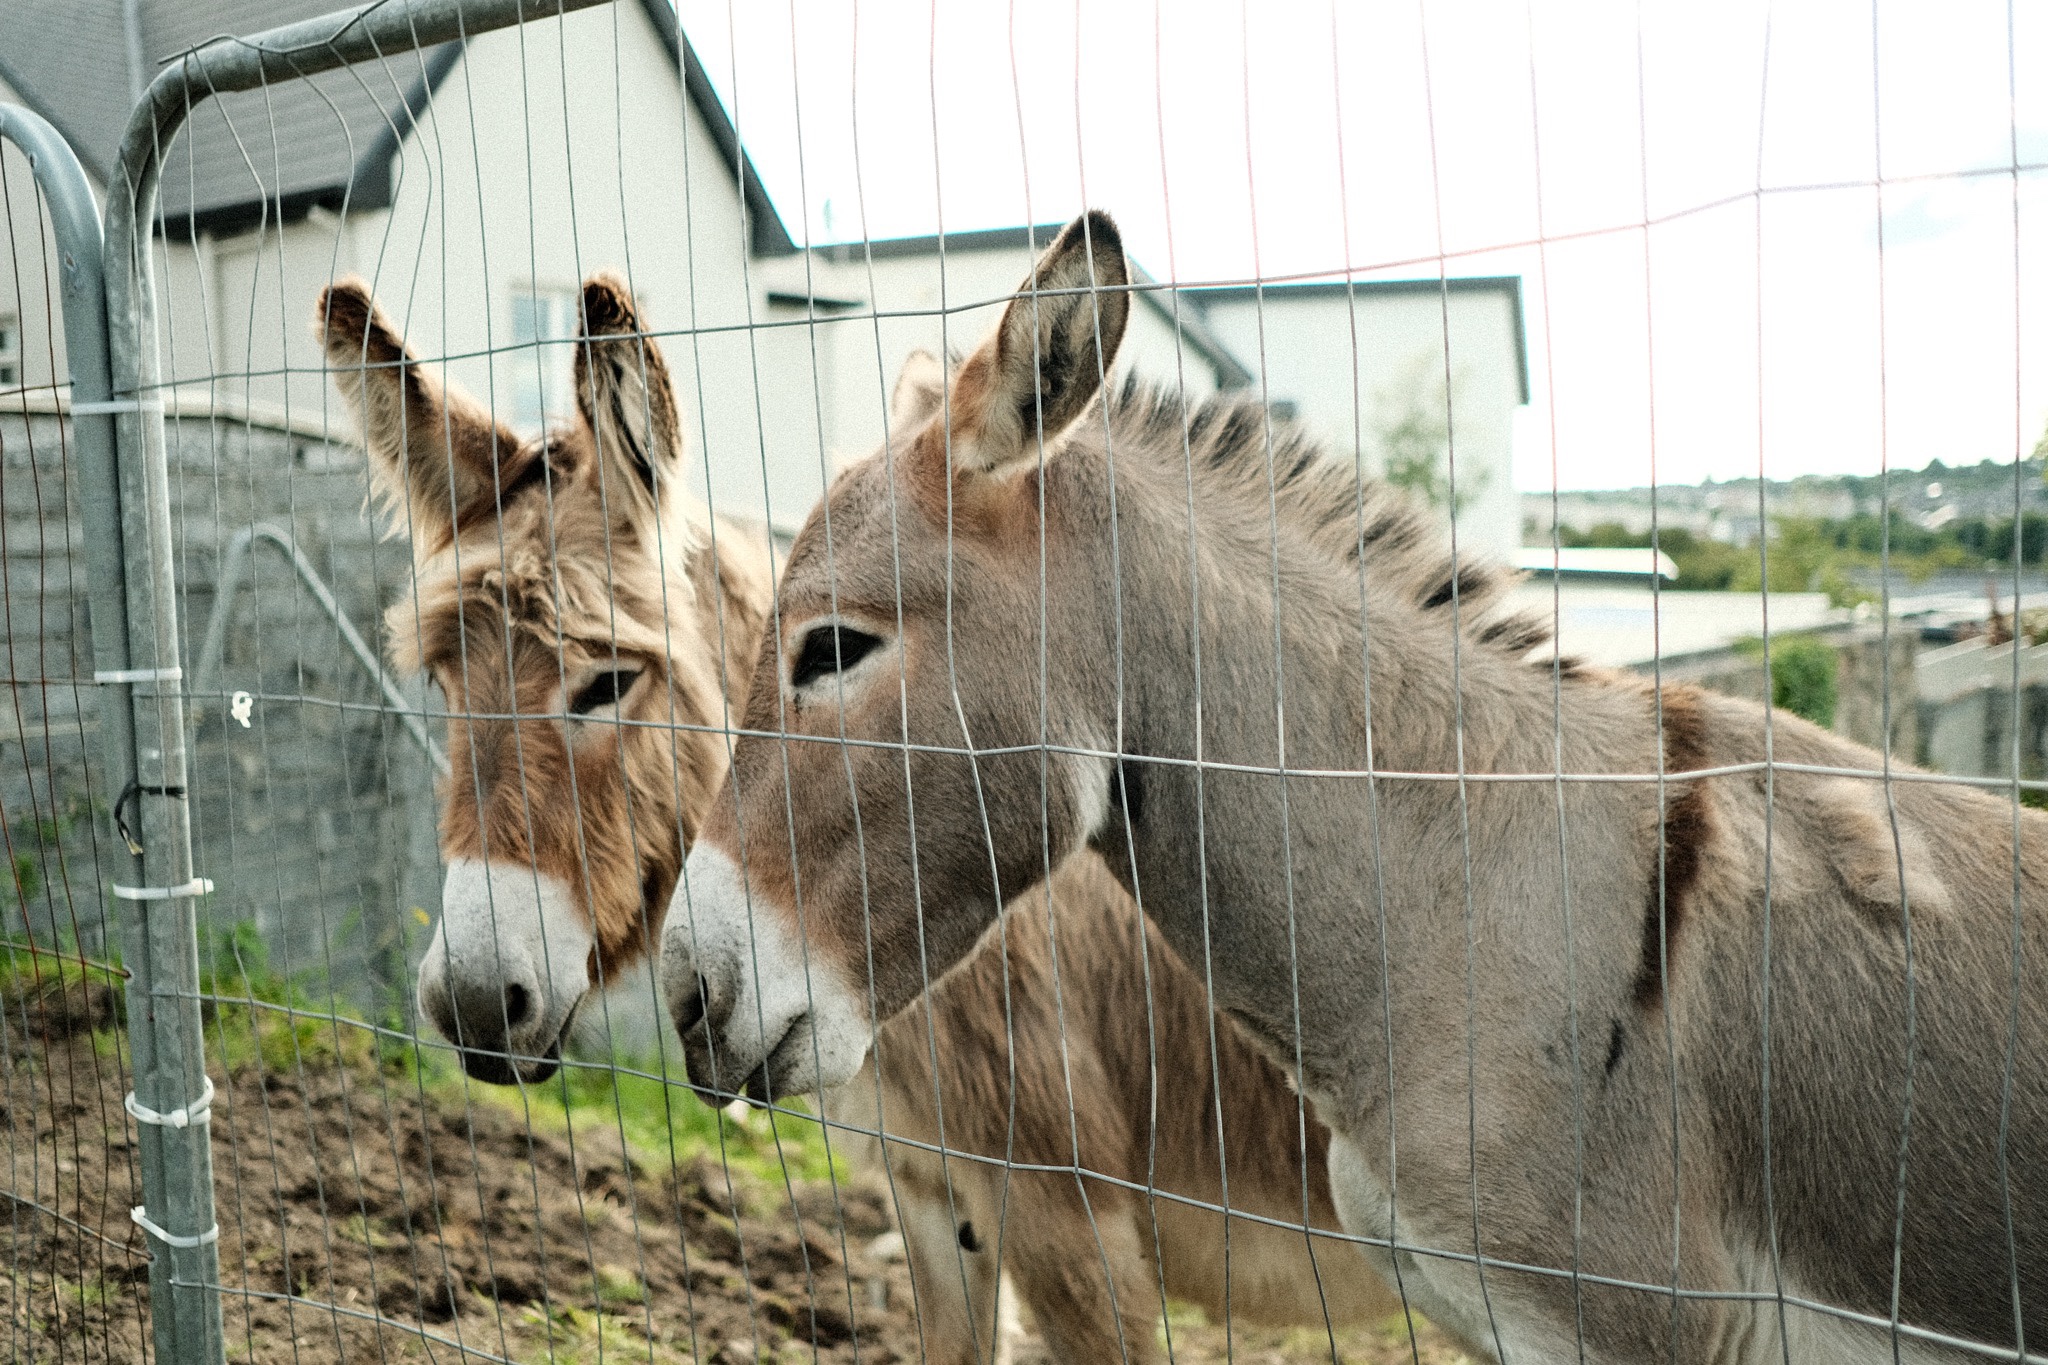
[573,272,681,515]
[890,349,945,430]
[316,278,520,549]
[942,211,1129,479]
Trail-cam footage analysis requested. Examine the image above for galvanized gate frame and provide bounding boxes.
[7,1,613,1358]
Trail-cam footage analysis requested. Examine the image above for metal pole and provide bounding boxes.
[87,3,614,1358]
[0,98,206,1351]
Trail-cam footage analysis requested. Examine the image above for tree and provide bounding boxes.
[1373,350,1488,515]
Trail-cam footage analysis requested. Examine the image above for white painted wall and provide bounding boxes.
[0,71,75,400]
[9,13,1525,556]
[152,211,385,430]
[127,5,788,527]
[1194,284,1526,552]
[782,242,1228,490]
[363,2,859,533]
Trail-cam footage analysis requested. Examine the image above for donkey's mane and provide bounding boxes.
[1107,376,1554,661]
[388,468,699,677]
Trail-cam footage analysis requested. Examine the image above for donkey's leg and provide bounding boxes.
[820,1061,1011,1365]
[889,1142,1010,1365]
[999,1179,1162,1365]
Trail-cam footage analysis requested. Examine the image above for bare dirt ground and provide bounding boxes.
[1,977,1473,1364]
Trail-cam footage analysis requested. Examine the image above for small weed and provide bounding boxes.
[339,1213,394,1250]
[13,854,40,901]
[57,1275,114,1313]
[595,1263,645,1305]
[513,1301,689,1365]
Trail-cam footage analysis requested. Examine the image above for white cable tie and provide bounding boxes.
[125,1075,214,1129]
[94,666,184,685]
[112,877,214,902]
[68,398,165,416]
[130,1206,219,1250]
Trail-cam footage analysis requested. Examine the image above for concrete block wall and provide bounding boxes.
[0,408,443,1016]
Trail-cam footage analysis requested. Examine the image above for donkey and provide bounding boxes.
[315,277,1405,1363]
[663,211,2048,1363]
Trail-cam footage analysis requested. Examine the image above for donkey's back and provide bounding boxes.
[1673,687,2048,1351]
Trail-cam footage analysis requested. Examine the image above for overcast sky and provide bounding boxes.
[674,0,2046,493]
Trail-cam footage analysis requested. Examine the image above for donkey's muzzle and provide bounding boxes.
[429,971,569,1085]
[417,859,594,1086]
[661,843,875,1101]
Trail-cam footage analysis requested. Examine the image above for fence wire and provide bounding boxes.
[0,1,2044,1363]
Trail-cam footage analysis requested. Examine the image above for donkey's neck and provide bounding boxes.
[1057,435,1538,795]
[1057,431,1656,1124]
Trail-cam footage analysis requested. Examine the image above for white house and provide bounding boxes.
[1,0,1528,542]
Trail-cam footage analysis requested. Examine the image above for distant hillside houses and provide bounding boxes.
[1528,458,2048,550]
[1,0,1528,548]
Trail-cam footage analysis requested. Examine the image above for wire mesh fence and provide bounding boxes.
[1,0,2045,1361]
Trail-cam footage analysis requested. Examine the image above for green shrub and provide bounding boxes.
[1736,633,1839,728]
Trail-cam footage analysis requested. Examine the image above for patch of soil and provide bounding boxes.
[2,998,921,1364]
[2,985,1471,1364]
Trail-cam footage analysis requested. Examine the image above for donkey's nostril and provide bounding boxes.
[670,973,710,1036]
[503,982,533,1029]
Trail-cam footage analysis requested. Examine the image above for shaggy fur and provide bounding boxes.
[316,272,767,980]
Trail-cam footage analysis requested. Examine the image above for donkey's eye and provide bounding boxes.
[791,625,883,690]
[568,669,640,716]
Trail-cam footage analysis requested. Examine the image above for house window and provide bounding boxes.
[0,314,20,391]
[507,286,578,430]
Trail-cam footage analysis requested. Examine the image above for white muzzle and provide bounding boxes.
[416,858,592,1084]
[659,843,872,1101]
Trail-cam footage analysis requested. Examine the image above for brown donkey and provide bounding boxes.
[666,212,2048,1362]
[316,278,1402,1362]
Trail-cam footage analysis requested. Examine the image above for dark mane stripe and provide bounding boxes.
[1632,684,1715,1009]
[1106,378,1548,659]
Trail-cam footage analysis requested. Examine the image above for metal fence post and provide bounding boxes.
[82,5,614,1358]
[0,101,223,1361]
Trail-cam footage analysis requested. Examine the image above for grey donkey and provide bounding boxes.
[665,210,2047,1361]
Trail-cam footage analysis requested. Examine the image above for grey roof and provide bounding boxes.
[0,0,794,250]
[0,0,138,183]
[809,222,1071,263]
[807,224,1256,390]
[1128,265,1255,391]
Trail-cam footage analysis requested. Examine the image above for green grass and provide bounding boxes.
[0,939,124,996]
[211,917,841,1196]
[460,1043,844,1195]
[8,911,841,1209]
